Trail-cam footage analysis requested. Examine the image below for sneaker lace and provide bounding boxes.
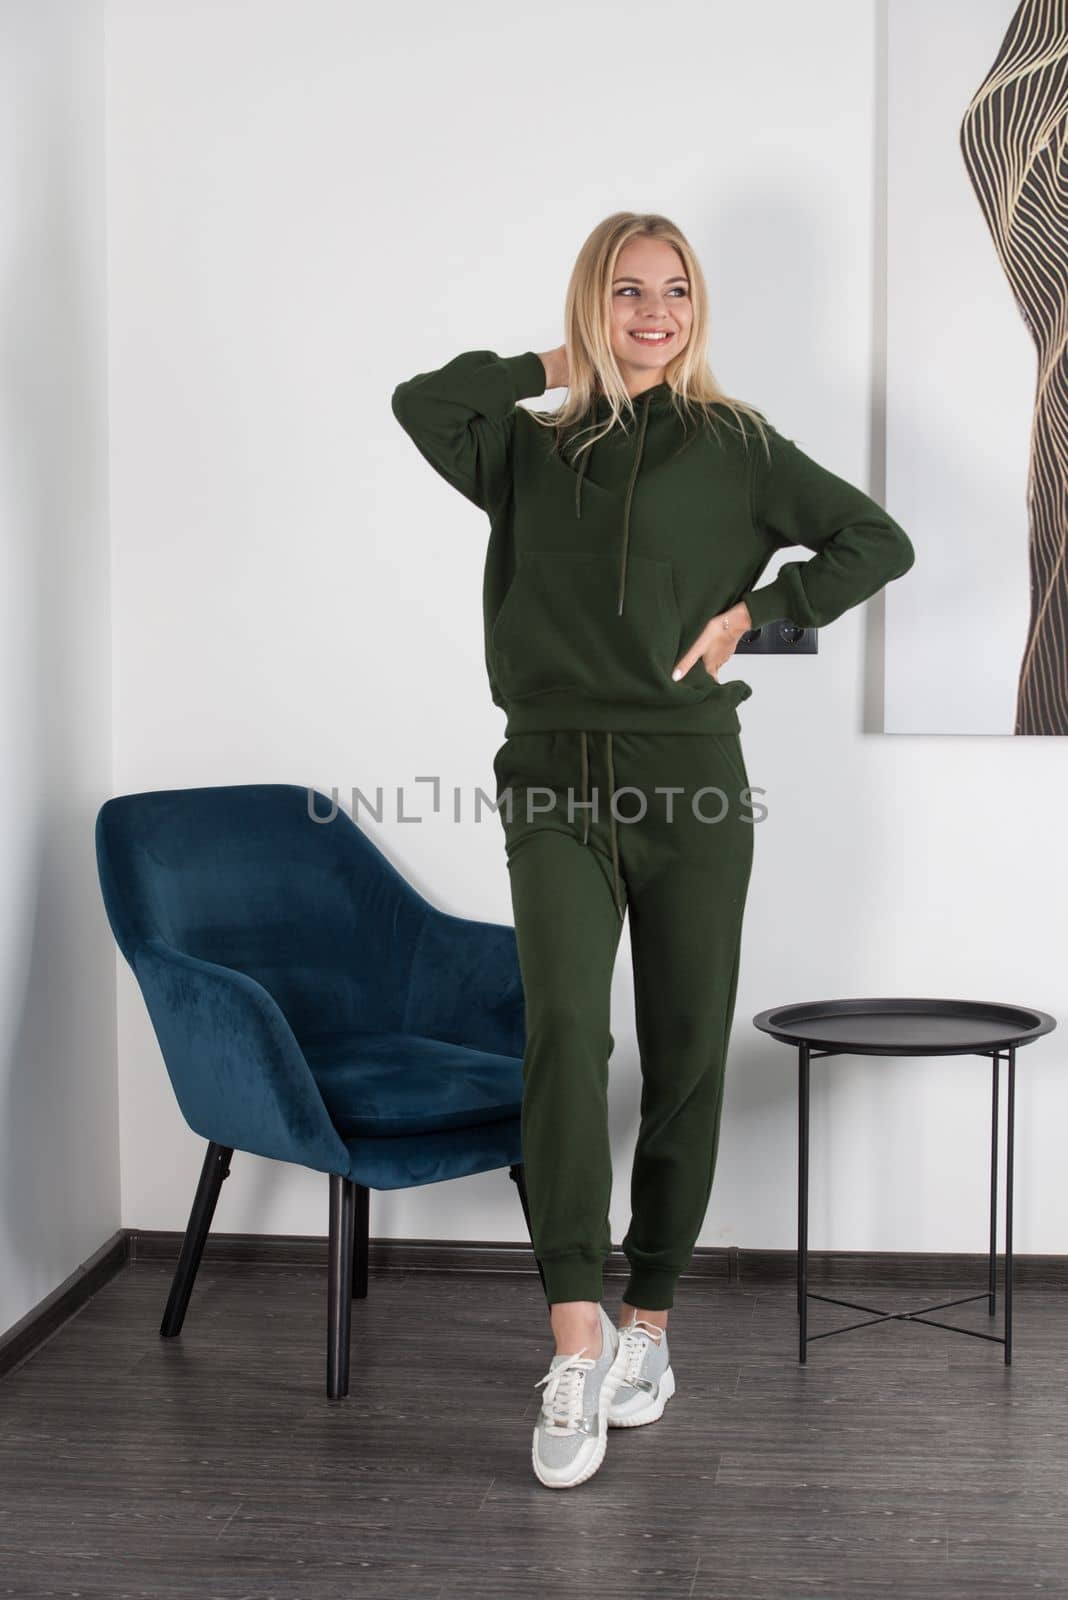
[534,1347,596,1434]
[618,1319,664,1386]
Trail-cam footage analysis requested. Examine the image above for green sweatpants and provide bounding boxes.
[492,729,755,1310]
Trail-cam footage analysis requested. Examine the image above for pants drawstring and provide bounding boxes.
[577,730,623,923]
[605,733,622,921]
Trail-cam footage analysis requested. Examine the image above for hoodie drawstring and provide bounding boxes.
[572,392,652,621]
[617,395,650,617]
[567,391,655,921]
[574,442,589,520]
[577,730,623,923]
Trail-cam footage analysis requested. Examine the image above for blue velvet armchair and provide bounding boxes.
[94,782,543,1398]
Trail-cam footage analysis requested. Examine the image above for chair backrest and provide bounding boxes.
[96,783,429,1039]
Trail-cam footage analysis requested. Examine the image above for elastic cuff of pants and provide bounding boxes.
[540,1253,605,1306]
[621,1267,678,1311]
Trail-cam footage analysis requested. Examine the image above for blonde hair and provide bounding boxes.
[528,210,772,466]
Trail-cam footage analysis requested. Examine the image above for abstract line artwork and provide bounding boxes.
[961,0,1068,734]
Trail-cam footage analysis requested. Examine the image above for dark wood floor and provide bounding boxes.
[1,1260,1066,1598]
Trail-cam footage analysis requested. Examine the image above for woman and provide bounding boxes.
[391,211,915,1490]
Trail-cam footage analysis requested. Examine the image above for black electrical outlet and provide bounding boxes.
[732,619,818,655]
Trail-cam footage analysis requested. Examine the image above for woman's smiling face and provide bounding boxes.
[609,236,693,392]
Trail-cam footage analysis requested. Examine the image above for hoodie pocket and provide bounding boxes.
[490,551,679,704]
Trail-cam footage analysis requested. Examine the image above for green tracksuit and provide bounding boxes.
[392,349,914,1306]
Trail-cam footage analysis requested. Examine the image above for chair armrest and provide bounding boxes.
[134,937,352,1175]
[404,908,525,1060]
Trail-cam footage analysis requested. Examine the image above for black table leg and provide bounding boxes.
[988,1049,999,1316]
[798,1040,809,1362]
[1006,1045,1015,1365]
[795,1042,1019,1363]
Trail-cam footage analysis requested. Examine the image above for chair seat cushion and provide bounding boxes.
[299,1029,524,1138]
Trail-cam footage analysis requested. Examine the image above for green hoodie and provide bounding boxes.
[391,349,914,736]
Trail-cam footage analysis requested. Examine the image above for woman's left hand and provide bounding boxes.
[672,601,753,683]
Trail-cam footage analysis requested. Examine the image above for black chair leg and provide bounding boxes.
[160,1142,233,1337]
[352,1183,370,1299]
[509,1163,549,1305]
[328,1173,355,1399]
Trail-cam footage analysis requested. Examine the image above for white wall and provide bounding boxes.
[105,0,1065,1259]
[0,0,119,1337]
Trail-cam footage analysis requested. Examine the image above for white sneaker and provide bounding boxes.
[607,1317,675,1427]
[531,1304,627,1489]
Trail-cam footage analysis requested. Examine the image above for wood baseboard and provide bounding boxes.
[3,1228,1064,1381]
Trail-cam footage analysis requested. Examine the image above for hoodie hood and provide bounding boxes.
[591,379,677,416]
[572,384,677,616]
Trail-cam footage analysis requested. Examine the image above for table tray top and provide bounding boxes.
[751,997,1056,1056]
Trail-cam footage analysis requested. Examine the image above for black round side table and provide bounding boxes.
[752,998,1056,1365]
